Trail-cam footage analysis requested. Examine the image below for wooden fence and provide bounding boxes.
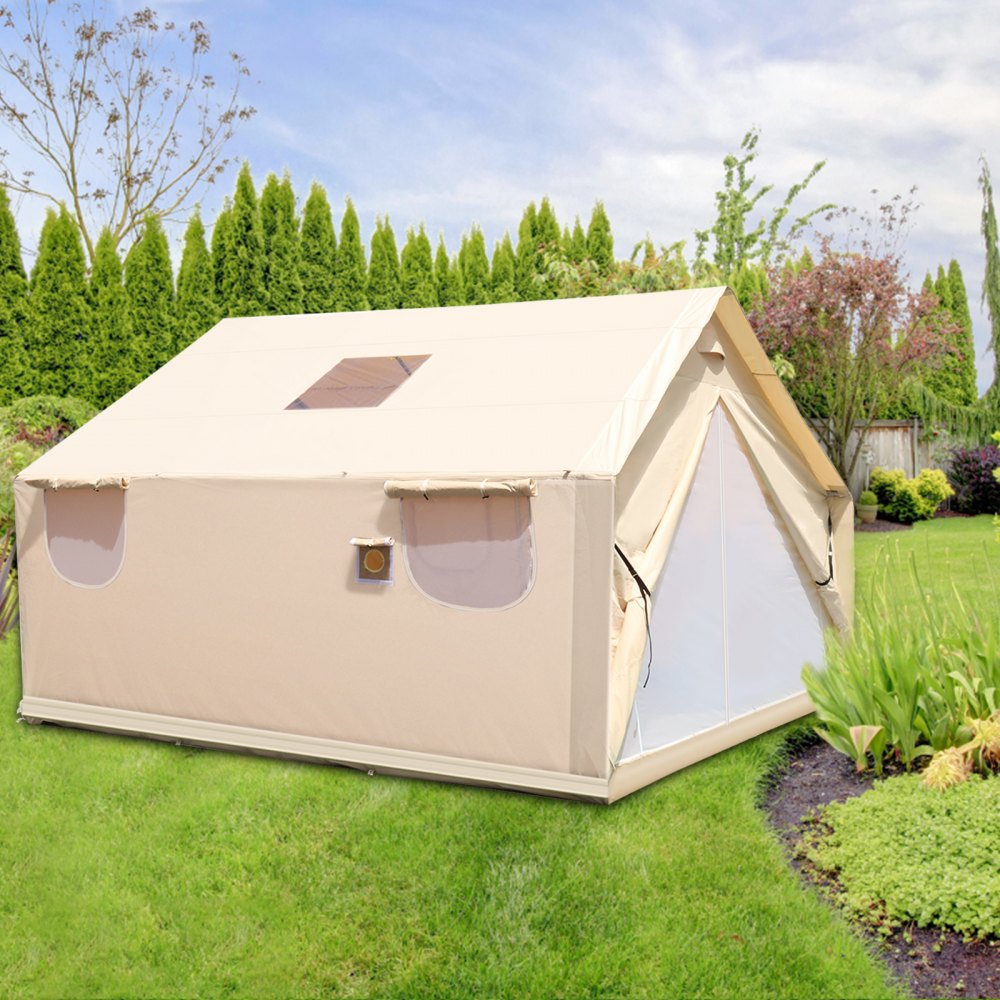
[810,420,940,500]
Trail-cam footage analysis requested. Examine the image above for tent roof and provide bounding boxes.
[20,287,841,486]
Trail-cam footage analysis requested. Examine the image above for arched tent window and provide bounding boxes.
[398,494,535,611]
[45,488,127,588]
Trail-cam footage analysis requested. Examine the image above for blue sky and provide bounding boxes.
[8,0,1000,390]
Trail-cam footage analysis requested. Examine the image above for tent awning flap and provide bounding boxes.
[20,474,130,491]
[384,478,537,499]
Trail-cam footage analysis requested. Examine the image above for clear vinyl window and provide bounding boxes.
[400,495,534,610]
[45,488,127,588]
[287,355,430,409]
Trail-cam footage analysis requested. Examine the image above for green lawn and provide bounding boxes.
[854,514,999,613]
[13,524,995,998]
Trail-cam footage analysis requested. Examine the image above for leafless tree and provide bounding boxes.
[0,1,255,262]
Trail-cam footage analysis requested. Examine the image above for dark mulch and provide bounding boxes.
[855,510,973,533]
[764,738,1000,999]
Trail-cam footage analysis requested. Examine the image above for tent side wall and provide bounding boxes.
[15,474,615,798]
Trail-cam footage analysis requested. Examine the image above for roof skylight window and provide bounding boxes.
[287,355,430,409]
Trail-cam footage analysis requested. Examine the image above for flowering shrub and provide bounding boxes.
[947,442,1000,514]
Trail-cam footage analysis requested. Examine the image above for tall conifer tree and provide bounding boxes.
[89,227,135,407]
[175,210,220,351]
[933,265,953,312]
[921,261,979,406]
[211,199,232,306]
[260,171,303,315]
[534,197,560,299]
[586,201,614,274]
[946,259,977,404]
[299,182,338,313]
[334,198,368,311]
[125,215,175,378]
[400,225,436,308]
[434,236,463,306]
[459,226,490,305]
[566,217,587,263]
[222,162,267,317]
[515,202,539,301]
[490,234,516,303]
[367,216,402,309]
[27,207,91,398]
[0,186,28,402]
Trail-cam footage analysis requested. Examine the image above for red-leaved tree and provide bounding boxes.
[750,236,951,485]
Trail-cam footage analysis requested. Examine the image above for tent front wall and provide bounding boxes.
[16,475,615,799]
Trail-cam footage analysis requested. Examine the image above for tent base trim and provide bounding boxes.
[607,690,814,803]
[17,696,611,802]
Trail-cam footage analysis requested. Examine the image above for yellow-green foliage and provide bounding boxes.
[803,774,1000,940]
[923,711,1000,788]
[0,439,42,532]
[869,466,953,524]
[922,746,973,790]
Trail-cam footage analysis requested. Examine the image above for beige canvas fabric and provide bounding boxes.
[15,287,852,800]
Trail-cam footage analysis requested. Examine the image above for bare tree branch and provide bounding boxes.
[0,1,255,262]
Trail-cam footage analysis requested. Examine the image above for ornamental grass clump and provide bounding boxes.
[802,559,1000,774]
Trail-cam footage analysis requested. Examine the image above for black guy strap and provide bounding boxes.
[614,543,654,688]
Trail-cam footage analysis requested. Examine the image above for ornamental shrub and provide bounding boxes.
[869,466,953,523]
[947,443,1000,514]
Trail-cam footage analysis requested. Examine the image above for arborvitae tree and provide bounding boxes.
[89,227,135,407]
[366,216,402,310]
[447,254,465,306]
[260,171,303,315]
[299,182,338,313]
[947,259,978,404]
[732,262,769,312]
[490,234,516,303]
[400,225,436,308]
[211,198,232,305]
[920,261,979,407]
[0,186,28,402]
[586,201,614,274]
[534,197,560,299]
[566,217,587,263]
[933,264,953,311]
[222,162,267,317]
[334,198,368,311]
[175,210,220,351]
[515,202,539,301]
[535,197,560,251]
[434,236,463,306]
[459,225,490,305]
[125,215,174,378]
[27,206,91,398]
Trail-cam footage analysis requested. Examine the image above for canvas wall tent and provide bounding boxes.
[14,287,853,802]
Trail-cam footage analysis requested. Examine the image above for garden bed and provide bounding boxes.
[766,737,1000,999]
